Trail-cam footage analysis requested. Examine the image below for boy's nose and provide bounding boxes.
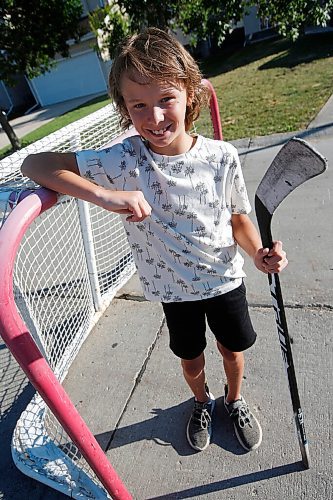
[150,106,164,124]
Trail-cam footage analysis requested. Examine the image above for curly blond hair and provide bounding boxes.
[109,27,210,131]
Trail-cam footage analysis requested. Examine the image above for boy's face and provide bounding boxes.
[120,73,193,156]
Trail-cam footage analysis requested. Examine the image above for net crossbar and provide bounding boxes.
[0,81,222,498]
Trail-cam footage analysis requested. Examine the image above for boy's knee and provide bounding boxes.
[217,342,243,362]
[181,357,204,379]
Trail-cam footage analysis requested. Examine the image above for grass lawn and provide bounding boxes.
[197,31,333,141]
[1,31,332,158]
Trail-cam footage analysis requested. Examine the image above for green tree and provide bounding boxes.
[89,0,242,58]
[89,2,130,61]
[122,0,333,46]
[256,0,333,40]
[90,1,332,63]
[177,0,333,47]
[119,0,180,30]
[0,0,82,151]
[177,0,245,47]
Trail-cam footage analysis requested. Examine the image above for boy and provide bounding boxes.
[21,27,287,453]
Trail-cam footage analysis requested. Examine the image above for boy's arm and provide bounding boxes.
[231,213,287,274]
[21,152,151,222]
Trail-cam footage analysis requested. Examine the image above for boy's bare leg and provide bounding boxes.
[181,353,210,402]
[217,341,244,402]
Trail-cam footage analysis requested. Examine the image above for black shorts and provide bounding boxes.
[162,282,256,360]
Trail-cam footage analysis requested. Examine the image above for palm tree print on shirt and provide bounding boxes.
[176,278,188,293]
[175,195,187,217]
[169,249,182,263]
[151,181,163,204]
[162,284,173,301]
[132,242,144,260]
[203,281,214,296]
[78,135,251,302]
[145,163,154,187]
[167,267,175,282]
[170,161,184,175]
[83,170,95,182]
[162,193,172,213]
[184,164,195,188]
[139,276,150,293]
[122,143,136,158]
[153,265,162,279]
[209,198,221,226]
[167,179,177,188]
[145,248,155,266]
[151,281,160,297]
[84,158,104,182]
[168,213,177,229]
[195,182,208,204]
[190,284,200,296]
[187,211,198,231]
[194,225,207,244]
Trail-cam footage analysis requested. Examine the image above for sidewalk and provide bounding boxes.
[64,123,333,499]
[0,96,332,498]
[0,92,106,149]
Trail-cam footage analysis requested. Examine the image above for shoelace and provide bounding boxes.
[192,402,212,429]
[228,400,252,428]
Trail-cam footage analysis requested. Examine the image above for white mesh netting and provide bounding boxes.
[0,103,136,498]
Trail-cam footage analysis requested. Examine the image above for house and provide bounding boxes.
[242,5,278,44]
[0,75,36,117]
[30,0,113,108]
[0,0,111,115]
[29,30,111,108]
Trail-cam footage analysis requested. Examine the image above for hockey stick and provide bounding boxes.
[255,137,327,469]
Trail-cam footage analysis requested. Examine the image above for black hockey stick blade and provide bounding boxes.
[255,138,327,470]
[255,137,327,247]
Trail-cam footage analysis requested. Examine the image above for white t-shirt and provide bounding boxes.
[76,134,252,302]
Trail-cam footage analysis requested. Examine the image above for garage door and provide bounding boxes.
[31,50,107,106]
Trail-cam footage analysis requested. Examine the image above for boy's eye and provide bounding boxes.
[133,103,145,109]
[161,96,174,103]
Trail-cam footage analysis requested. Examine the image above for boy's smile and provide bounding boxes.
[121,74,194,156]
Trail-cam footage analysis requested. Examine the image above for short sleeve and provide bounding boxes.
[230,151,252,214]
[75,142,128,190]
[75,149,106,186]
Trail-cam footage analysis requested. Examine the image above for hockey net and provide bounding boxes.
[0,83,222,498]
[0,103,135,499]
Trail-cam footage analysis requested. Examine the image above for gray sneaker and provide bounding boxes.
[224,385,262,451]
[186,387,215,451]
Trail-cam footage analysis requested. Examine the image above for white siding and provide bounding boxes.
[30,50,107,106]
